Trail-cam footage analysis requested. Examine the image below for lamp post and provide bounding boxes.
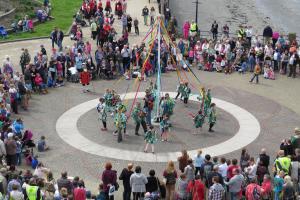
[192,0,201,24]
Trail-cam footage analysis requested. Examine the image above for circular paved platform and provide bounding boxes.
[56,92,261,162]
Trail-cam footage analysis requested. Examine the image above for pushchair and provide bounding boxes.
[67,67,80,83]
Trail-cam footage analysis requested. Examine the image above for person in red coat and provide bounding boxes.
[187,175,205,200]
[80,68,91,93]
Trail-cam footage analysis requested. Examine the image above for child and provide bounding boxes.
[268,67,275,80]
[96,184,106,200]
[97,98,108,131]
[263,65,269,79]
[175,82,184,100]
[80,68,91,93]
[273,171,285,200]
[124,69,130,80]
[16,137,22,165]
[193,110,205,134]
[37,136,49,152]
[249,64,261,84]
[114,107,127,143]
[134,18,139,35]
[182,82,191,104]
[144,126,157,153]
[208,103,216,132]
[160,115,170,142]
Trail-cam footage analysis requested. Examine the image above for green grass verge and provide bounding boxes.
[1,0,82,42]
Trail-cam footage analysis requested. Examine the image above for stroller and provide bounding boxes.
[67,67,80,83]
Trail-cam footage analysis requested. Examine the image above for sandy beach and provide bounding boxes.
[169,0,299,37]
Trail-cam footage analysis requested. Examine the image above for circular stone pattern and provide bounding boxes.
[56,92,261,162]
[77,99,239,152]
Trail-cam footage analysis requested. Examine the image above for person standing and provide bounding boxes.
[245,177,261,200]
[56,28,64,51]
[178,150,189,173]
[114,107,127,143]
[163,161,177,200]
[208,176,225,200]
[249,63,261,84]
[208,103,216,132]
[97,98,108,131]
[132,102,147,136]
[102,162,117,200]
[144,126,157,153]
[133,18,139,35]
[194,150,205,176]
[187,175,205,200]
[20,49,31,74]
[224,168,244,200]
[127,15,132,33]
[211,21,218,40]
[143,89,154,126]
[142,6,149,26]
[119,163,134,200]
[90,20,97,40]
[121,45,131,73]
[130,166,148,200]
[80,68,91,93]
[182,82,191,105]
[5,133,17,166]
[121,14,128,34]
[288,52,296,78]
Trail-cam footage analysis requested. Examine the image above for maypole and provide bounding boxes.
[153,16,162,123]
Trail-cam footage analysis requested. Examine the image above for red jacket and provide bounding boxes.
[187,180,205,200]
[80,71,90,85]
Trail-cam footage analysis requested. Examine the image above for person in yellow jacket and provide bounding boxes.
[24,179,42,200]
[249,63,261,84]
[273,150,291,175]
[190,21,198,37]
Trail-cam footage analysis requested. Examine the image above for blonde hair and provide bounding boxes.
[284,175,293,186]
[166,161,175,173]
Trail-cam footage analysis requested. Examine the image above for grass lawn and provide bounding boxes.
[1,0,82,42]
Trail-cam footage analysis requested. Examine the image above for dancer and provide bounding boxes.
[175,81,184,100]
[114,107,127,143]
[160,115,170,142]
[144,126,157,153]
[132,102,147,136]
[80,68,91,93]
[97,98,108,131]
[193,110,205,134]
[208,103,216,132]
[144,88,155,126]
[104,89,113,111]
[161,93,175,122]
[182,82,191,105]
[204,88,212,116]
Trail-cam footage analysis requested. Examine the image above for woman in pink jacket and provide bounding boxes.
[183,21,190,40]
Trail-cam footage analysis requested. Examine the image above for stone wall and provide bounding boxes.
[0,8,16,28]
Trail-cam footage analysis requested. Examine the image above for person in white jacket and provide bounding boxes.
[244,157,257,180]
[130,166,148,200]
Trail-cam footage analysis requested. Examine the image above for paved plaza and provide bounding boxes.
[1,0,300,196]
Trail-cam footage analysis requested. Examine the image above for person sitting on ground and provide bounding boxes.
[37,136,49,152]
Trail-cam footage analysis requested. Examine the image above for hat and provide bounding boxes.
[8,132,14,138]
[295,127,300,134]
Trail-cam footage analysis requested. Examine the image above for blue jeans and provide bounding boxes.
[274,191,280,200]
[145,108,152,125]
[57,40,63,51]
[230,192,239,200]
[16,153,21,165]
[123,188,131,200]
